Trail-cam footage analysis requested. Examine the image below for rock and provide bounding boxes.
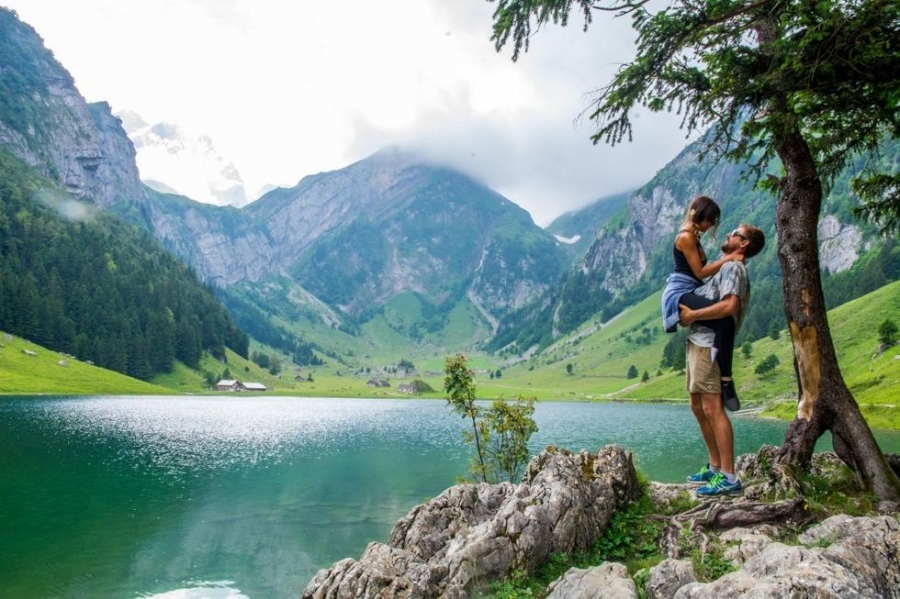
[545,563,638,599]
[673,515,900,598]
[645,559,696,599]
[646,481,694,511]
[300,445,640,599]
[818,215,863,274]
[719,527,776,564]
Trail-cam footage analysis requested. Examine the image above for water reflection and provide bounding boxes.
[141,582,248,599]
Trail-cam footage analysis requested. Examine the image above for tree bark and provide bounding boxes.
[772,126,900,504]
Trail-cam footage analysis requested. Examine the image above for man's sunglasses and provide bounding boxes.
[728,229,747,240]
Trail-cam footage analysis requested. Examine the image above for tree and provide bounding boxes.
[444,354,538,483]
[483,395,538,482]
[410,379,435,393]
[444,354,488,482]
[566,363,574,375]
[641,369,650,383]
[741,342,753,360]
[755,354,780,377]
[268,356,282,376]
[878,319,898,346]
[626,364,638,379]
[489,0,900,502]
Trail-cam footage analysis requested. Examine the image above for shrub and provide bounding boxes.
[755,354,780,376]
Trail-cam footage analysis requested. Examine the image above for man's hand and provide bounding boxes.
[680,295,740,327]
[679,304,697,326]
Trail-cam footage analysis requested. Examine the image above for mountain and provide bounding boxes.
[0,8,248,379]
[489,134,899,354]
[2,6,894,381]
[122,147,569,341]
[0,7,569,365]
[117,109,251,207]
[545,190,631,262]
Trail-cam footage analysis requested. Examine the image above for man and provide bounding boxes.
[679,223,766,496]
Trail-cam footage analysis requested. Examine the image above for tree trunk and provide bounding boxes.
[772,127,900,504]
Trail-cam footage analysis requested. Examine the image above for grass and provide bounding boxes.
[0,332,171,395]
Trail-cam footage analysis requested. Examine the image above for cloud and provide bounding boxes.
[8,0,693,225]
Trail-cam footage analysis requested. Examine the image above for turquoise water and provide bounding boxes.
[1,396,897,598]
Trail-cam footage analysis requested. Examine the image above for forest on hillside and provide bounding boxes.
[0,150,248,379]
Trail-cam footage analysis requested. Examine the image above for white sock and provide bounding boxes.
[710,465,721,474]
[724,472,737,483]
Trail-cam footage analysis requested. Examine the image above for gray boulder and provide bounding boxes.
[300,445,640,599]
[546,563,638,599]
[673,515,900,598]
[645,559,696,599]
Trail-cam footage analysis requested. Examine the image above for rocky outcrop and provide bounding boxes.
[538,513,900,599]
[0,10,145,209]
[300,446,640,599]
[546,562,638,599]
[818,214,864,274]
[548,515,900,599]
[301,446,900,599]
[87,102,147,208]
[652,515,900,598]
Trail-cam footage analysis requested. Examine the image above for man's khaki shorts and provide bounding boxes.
[686,341,721,395]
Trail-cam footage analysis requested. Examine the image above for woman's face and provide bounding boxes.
[697,219,716,232]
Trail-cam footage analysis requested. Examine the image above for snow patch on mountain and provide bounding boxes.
[553,234,581,245]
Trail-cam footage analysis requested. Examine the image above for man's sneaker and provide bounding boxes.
[696,472,743,496]
[722,380,740,412]
[686,464,715,485]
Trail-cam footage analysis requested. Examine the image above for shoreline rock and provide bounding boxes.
[301,445,640,598]
[300,446,900,599]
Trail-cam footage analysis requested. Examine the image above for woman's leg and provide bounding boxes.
[679,293,735,377]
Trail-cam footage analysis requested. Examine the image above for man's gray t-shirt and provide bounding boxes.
[687,261,750,347]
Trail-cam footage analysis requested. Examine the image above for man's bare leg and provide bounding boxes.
[690,392,721,469]
[700,392,734,474]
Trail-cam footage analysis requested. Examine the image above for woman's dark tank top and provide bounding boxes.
[674,231,706,283]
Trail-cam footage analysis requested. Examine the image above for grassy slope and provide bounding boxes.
[0,332,171,395]
[614,282,900,420]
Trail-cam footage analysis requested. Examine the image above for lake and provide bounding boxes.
[2,396,898,599]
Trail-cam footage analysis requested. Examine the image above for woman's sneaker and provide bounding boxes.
[686,464,715,485]
[696,472,743,496]
[722,380,740,412]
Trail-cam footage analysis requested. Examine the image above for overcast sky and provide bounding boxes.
[6,0,692,225]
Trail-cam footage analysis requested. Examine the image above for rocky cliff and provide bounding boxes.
[0,9,145,209]
[301,446,641,599]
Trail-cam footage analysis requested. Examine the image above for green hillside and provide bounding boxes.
[0,332,171,395]
[0,149,249,381]
[477,280,899,429]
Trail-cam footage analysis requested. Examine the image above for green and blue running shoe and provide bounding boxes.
[686,464,715,485]
[695,472,743,496]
